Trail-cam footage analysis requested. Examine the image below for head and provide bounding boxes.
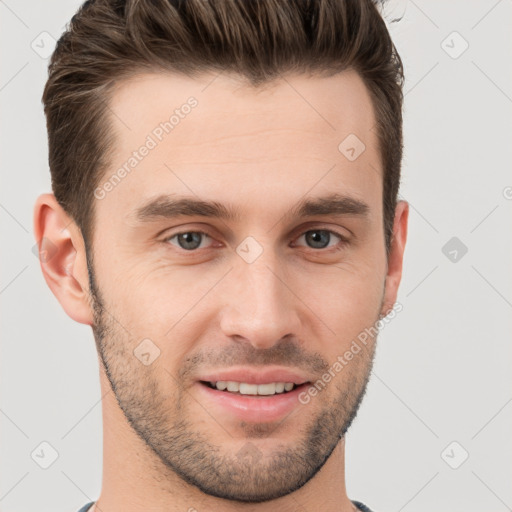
[35,0,408,504]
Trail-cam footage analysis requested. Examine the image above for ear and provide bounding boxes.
[33,193,94,325]
[381,200,409,317]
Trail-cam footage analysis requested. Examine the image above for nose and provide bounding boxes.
[219,249,302,350]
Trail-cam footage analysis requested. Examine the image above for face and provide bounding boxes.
[85,69,402,502]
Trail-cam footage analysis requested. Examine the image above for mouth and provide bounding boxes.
[199,380,309,396]
[196,380,312,423]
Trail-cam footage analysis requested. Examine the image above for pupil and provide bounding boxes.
[179,232,202,250]
[306,230,329,249]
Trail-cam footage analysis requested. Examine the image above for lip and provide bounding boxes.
[197,367,311,385]
[195,381,310,423]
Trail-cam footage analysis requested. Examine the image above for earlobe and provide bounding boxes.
[33,193,94,325]
[381,200,409,317]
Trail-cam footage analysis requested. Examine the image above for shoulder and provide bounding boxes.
[76,502,95,512]
[352,500,376,512]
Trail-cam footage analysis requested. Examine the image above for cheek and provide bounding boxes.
[294,259,385,346]
[324,279,382,326]
[108,260,224,337]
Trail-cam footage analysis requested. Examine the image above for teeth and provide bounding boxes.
[227,381,240,392]
[275,382,285,393]
[240,383,259,395]
[210,381,298,395]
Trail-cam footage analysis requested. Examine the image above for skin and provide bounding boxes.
[34,69,408,512]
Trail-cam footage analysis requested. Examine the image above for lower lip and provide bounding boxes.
[195,382,310,423]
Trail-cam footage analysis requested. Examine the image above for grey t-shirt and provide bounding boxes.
[77,500,375,511]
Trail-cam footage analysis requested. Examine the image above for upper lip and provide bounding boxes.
[198,367,312,386]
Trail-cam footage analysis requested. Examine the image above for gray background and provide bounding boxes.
[1,1,511,511]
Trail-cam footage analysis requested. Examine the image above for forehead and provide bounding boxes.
[99,69,381,222]
[108,69,377,146]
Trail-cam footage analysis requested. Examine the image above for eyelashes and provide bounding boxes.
[164,231,214,251]
[292,229,349,251]
[163,228,350,253]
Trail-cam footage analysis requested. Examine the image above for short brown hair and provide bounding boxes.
[43,0,404,252]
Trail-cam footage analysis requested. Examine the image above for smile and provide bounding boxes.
[201,380,300,396]
[196,381,311,423]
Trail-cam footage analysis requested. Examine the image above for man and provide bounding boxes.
[33,0,408,510]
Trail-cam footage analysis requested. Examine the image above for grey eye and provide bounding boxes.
[299,229,341,249]
[305,230,330,248]
[168,232,209,251]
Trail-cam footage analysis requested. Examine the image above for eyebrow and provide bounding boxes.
[133,193,370,224]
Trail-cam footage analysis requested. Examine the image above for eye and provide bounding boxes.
[163,227,349,253]
[294,229,347,250]
[164,231,213,251]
